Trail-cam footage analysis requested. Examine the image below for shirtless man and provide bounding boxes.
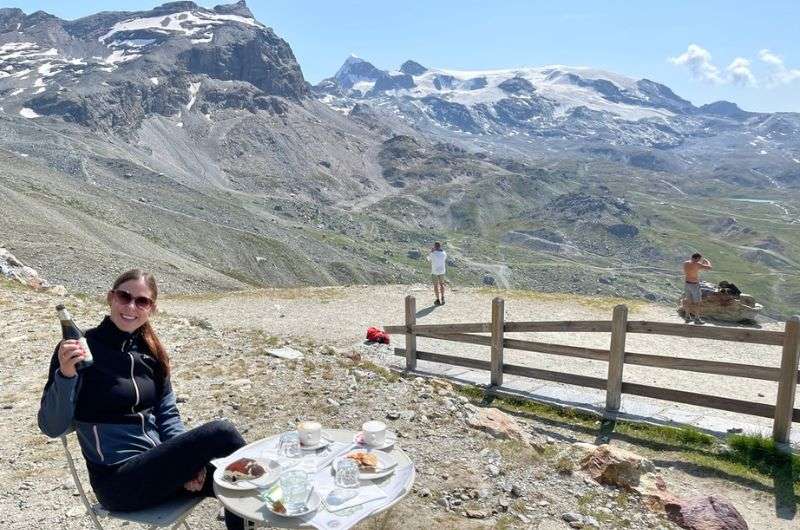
[683,253,712,324]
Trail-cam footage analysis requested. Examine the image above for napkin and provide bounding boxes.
[319,484,387,513]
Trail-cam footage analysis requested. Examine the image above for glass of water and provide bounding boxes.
[334,457,360,488]
[279,431,302,460]
[279,469,310,513]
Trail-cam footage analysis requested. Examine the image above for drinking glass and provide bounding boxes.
[334,457,360,488]
[279,432,302,459]
[327,457,360,506]
[279,469,310,513]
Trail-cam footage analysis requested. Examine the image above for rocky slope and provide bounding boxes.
[1,2,799,317]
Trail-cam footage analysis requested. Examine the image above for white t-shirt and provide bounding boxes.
[427,250,447,275]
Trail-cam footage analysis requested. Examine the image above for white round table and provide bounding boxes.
[213,429,415,528]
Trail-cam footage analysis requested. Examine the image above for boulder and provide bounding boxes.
[579,444,655,488]
[465,406,539,448]
[677,282,762,324]
[0,247,63,292]
[664,495,748,530]
[407,250,421,259]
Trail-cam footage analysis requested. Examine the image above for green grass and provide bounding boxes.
[358,360,400,383]
[453,385,800,498]
[723,433,800,479]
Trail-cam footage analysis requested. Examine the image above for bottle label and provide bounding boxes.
[78,337,94,362]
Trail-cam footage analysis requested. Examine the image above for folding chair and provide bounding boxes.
[61,435,203,529]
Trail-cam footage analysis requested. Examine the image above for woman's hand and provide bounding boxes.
[57,340,86,378]
[183,467,206,492]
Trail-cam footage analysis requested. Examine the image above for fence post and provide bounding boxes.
[605,304,629,414]
[404,296,417,371]
[490,297,505,386]
[773,315,800,445]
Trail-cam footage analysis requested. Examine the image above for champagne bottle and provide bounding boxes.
[55,304,94,370]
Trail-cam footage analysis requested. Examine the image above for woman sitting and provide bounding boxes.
[38,269,246,529]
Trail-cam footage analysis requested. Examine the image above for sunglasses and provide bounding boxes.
[112,289,154,311]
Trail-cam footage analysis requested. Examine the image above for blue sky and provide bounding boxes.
[8,0,800,112]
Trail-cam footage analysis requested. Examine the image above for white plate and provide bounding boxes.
[353,430,397,451]
[339,451,398,480]
[213,458,281,491]
[268,488,321,517]
[299,435,333,451]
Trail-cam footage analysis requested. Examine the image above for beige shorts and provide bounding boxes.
[432,274,446,284]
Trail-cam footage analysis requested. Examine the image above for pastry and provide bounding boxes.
[223,457,265,482]
[346,451,379,472]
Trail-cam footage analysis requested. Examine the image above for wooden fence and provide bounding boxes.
[385,296,800,444]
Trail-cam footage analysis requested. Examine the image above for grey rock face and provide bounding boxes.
[400,59,427,76]
[461,76,488,90]
[181,26,309,99]
[421,96,480,133]
[371,73,415,93]
[498,76,535,94]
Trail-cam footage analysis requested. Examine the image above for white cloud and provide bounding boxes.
[758,49,800,86]
[669,44,723,84]
[726,57,756,86]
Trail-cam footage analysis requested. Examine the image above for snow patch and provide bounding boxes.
[759,150,767,155]
[19,107,40,118]
[99,10,262,43]
[10,88,24,96]
[105,50,140,65]
[186,82,200,110]
[109,39,156,48]
[150,77,159,85]
[37,63,60,76]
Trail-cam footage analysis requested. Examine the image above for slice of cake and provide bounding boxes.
[223,457,266,482]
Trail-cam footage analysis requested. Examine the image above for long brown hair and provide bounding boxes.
[112,269,170,377]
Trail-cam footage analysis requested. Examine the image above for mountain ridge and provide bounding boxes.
[1,2,799,319]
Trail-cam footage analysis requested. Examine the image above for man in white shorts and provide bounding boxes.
[427,242,447,305]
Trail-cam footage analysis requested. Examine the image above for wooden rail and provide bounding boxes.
[388,297,800,445]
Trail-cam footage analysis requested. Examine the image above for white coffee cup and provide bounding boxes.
[297,421,322,446]
[362,420,386,447]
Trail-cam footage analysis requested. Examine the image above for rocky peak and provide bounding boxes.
[334,55,384,89]
[400,59,427,76]
[1,1,309,131]
[635,79,696,114]
[699,100,758,120]
[213,1,255,18]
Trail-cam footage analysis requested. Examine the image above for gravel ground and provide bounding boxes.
[159,284,795,432]
[1,281,796,529]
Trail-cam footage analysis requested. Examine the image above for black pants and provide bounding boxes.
[89,420,246,530]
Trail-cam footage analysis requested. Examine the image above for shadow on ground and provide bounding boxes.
[415,305,439,318]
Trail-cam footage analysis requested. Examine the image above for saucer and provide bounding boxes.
[353,431,397,451]
[299,434,333,451]
[268,488,321,517]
